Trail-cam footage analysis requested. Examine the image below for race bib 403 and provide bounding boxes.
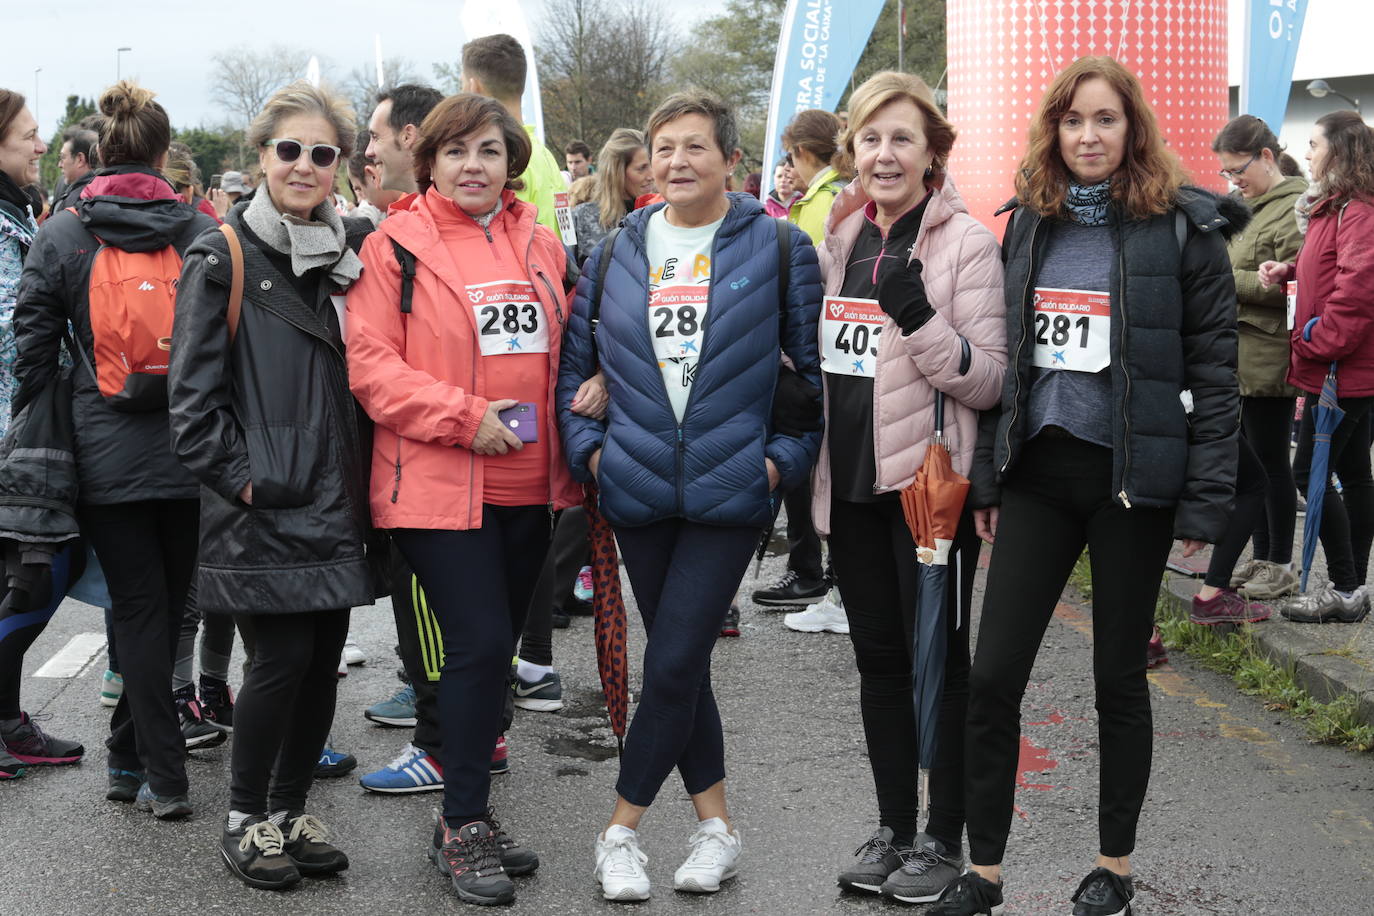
[1031,287,1109,373]
[467,280,549,356]
[820,296,883,378]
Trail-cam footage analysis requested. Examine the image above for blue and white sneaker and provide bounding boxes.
[359,742,444,794]
[315,743,357,779]
[363,684,418,727]
[513,670,564,712]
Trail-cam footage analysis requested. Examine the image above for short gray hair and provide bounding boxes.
[247,80,356,159]
[645,91,739,159]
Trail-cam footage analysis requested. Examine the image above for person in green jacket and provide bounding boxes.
[783,109,851,245]
[462,33,567,242]
[1205,115,1308,605]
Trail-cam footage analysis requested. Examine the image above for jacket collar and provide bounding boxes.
[824,174,963,264]
[1248,175,1307,210]
[83,165,180,202]
[380,187,537,300]
[796,166,841,205]
[228,210,342,356]
[620,191,766,252]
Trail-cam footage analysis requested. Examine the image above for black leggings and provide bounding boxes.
[612,519,757,807]
[390,548,444,757]
[1293,395,1374,591]
[81,499,198,797]
[229,609,348,814]
[393,506,550,826]
[0,545,76,720]
[828,498,977,850]
[965,436,1174,865]
[1203,436,1268,589]
[519,507,590,666]
[1242,397,1298,564]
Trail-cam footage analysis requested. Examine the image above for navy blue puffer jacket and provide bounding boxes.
[557,193,823,529]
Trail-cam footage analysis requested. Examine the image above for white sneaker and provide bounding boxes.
[784,588,849,634]
[342,636,366,666]
[595,825,651,901]
[672,817,741,893]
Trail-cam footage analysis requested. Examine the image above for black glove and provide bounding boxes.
[876,259,935,334]
[771,364,823,437]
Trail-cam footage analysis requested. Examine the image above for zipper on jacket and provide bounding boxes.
[1116,225,1133,509]
[671,224,723,514]
[675,428,685,512]
[390,437,403,503]
[1002,212,1041,475]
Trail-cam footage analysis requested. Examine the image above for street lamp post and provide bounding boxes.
[116,47,132,81]
[1306,79,1361,114]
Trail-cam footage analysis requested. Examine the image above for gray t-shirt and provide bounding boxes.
[1027,221,1115,446]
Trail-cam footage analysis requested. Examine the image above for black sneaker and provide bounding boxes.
[751,570,827,607]
[881,833,965,904]
[838,827,904,894]
[222,817,302,890]
[199,677,234,732]
[106,767,144,802]
[551,608,571,629]
[486,805,540,876]
[1071,867,1134,916]
[719,602,741,638]
[281,811,349,876]
[928,872,1005,915]
[175,685,227,750]
[429,815,515,906]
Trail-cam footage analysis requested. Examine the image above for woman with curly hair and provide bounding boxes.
[933,58,1243,916]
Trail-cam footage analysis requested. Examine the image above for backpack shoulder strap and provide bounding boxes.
[391,238,417,315]
[217,223,245,343]
[774,218,791,312]
[590,227,621,342]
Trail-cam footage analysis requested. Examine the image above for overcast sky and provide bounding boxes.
[7,0,733,138]
[7,0,1371,140]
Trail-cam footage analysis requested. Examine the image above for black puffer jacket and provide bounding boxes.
[14,166,214,504]
[972,187,1248,543]
[168,207,375,614]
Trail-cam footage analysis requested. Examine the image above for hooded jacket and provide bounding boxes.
[973,187,1247,543]
[1287,196,1374,397]
[14,166,215,505]
[558,193,823,529]
[811,177,1007,535]
[789,166,847,245]
[347,189,580,531]
[1228,175,1305,397]
[168,205,376,614]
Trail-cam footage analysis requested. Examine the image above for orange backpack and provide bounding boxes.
[71,208,183,411]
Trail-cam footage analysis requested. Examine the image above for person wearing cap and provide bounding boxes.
[211,171,252,219]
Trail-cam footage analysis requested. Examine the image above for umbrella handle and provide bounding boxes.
[932,338,970,440]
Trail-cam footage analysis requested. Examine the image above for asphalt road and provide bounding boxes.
[4,543,1372,915]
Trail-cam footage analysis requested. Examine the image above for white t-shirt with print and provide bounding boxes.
[644,209,722,423]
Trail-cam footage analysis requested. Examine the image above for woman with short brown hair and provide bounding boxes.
[935,58,1243,916]
[347,92,581,908]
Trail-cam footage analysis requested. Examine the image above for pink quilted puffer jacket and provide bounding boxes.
[811,176,1008,535]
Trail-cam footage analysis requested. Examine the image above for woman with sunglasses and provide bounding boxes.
[169,81,374,890]
[347,93,581,908]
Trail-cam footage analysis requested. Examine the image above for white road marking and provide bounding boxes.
[32,632,108,678]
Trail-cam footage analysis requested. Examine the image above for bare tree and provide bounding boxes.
[537,0,675,155]
[342,58,423,126]
[209,45,313,127]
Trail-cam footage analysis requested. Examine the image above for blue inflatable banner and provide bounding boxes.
[1240,0,1309,134]
[761,0,886,199]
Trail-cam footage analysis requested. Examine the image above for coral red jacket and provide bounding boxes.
[346,188,579,530]
[1289,196,1374,396]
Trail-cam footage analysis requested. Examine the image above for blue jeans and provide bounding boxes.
[612,519,757,807]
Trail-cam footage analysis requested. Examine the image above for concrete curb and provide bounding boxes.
[1159,574,1374,729]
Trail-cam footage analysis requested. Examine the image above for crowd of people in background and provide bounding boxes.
[2,29,1373,916]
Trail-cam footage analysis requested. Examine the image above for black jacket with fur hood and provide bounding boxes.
[971,187,1252,544]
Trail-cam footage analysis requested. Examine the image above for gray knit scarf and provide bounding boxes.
[243,189,362,287]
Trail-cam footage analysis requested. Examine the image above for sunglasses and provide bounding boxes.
[266,138,341,169]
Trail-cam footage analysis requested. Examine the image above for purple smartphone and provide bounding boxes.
[498,402,539,443]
